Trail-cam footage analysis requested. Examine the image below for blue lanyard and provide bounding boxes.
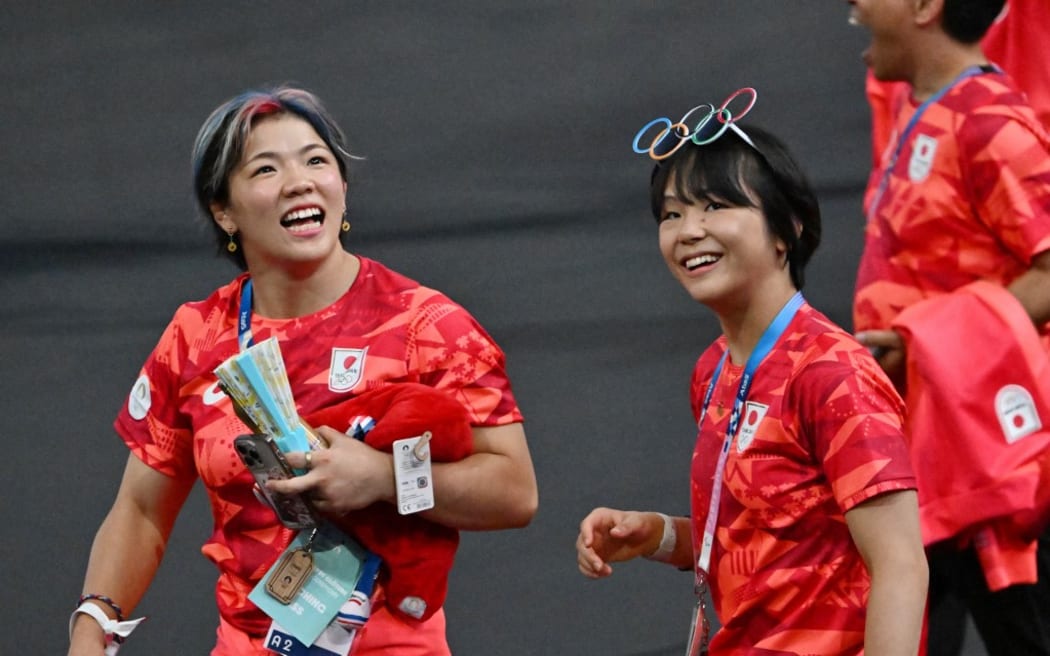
[697,291,804,434]
[695,291,805,575]
[867,65,996,221]
[238,278,254,351]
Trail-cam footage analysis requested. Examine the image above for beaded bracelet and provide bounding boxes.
[77,594,125,622]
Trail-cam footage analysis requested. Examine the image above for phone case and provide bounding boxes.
[234,434,320,530]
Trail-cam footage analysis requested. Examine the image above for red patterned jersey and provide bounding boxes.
[855,72,1050,333]
[690,302,915,655]
[114,256,523,635]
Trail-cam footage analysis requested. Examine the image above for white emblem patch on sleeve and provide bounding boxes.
[128,374,152,420]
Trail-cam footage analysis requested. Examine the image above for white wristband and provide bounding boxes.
[643,512,677,563]
[69,602,146,656]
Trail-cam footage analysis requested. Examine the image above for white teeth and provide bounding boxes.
[685,254,720,269]
[284,207,322,221]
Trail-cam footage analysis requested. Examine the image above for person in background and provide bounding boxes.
[847,0,1050,653]
[68,85,537,656]
[865,0,1050,182]
[576,91,927,655]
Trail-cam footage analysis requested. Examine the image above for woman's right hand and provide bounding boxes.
[576,508,664,578]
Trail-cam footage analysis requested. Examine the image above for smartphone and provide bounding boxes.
[234,433,319,530]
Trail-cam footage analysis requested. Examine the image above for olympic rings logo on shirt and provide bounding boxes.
[632,87,758,161]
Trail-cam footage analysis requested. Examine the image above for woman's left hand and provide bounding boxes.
[266,425,395,514]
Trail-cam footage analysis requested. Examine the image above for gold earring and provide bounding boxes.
[341,220,351,233]
[227,232,238,253]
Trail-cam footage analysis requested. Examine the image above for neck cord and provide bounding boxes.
[238,278,255,351]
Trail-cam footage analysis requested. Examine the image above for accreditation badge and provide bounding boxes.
[264,622,355,656]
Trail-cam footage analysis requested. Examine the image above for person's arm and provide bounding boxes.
[422,422,537,529]
[272,422,537,531]
[576,508,693,577]
[1008,249,1050,327]
[69,453,195,656]
[844,490,928,656]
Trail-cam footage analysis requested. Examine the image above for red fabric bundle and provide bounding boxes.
[893,281,1050,590]
[302,383,474,623]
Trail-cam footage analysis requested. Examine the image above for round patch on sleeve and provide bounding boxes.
[128,374,152,420]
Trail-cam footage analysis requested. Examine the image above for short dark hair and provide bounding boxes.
[941,0,1005,44]
[648,124,822,290]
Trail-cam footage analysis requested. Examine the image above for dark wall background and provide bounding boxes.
[1,2,983,654]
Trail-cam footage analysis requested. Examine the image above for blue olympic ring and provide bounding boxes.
[631,87,758,161]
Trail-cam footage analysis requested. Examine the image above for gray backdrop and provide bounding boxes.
[2,2,984,654]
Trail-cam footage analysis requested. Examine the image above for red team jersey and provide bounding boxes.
[114,257,523,645]
[855,72,1050,334]
[690,303,915,655]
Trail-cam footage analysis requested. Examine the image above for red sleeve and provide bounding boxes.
[113,309,197,480]
[791,347,916,512]
[959,103,1050,263]
[408,296,523,426]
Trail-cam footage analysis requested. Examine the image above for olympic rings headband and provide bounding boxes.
[632,87,758,161]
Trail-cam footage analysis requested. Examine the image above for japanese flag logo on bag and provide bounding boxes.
[995,384,1042,444]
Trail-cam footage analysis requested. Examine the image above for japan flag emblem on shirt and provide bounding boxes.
[908,134,938,182]
[995,384,1042,444]
[329,347,367,392]
[737,401,768,452]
